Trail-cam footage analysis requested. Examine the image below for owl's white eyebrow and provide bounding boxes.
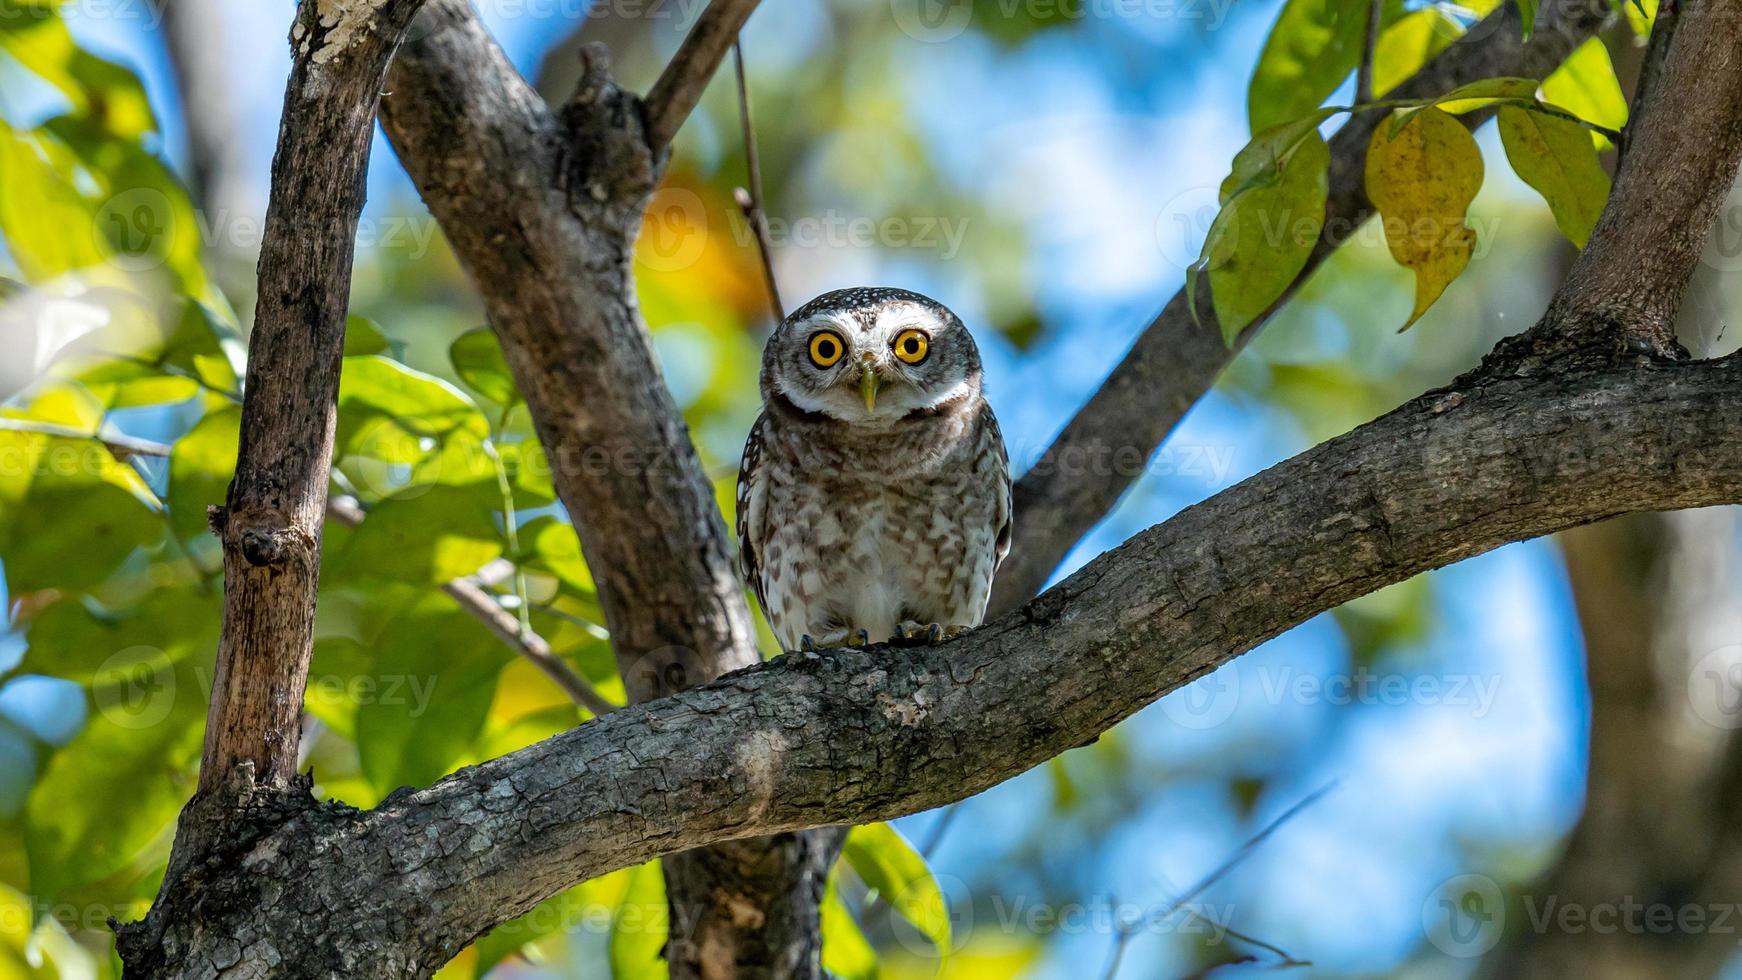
[793,312,859,335]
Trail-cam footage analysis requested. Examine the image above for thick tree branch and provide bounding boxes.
[989,0,1610,614]
[378,4,829,974]
[643,0,764,156]
[119,0,1742,966]
[119,350,1742,976]
[1526,0,1742,357]
[381,0,757,700]
[197,0,429,796]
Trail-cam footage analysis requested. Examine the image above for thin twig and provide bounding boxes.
[326,496,616,716]
[1356,0,1382,104]
[643,0,763,156]
[1101,783,1336,980]
[0,418,172,459]
[919,802,961,857]
[731,38,783,320]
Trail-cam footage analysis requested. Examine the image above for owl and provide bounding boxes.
[736,287,1012,652]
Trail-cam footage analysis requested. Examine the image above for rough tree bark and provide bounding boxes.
[114,0,1742,975]
[116,0,431,971]
[376,2,843,974]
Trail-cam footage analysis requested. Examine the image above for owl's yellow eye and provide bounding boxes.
[892,329,929,365]
[808,331,846,368]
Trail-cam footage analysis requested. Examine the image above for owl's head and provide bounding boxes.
[760,287,983,424]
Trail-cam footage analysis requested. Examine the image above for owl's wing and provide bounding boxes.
[735,410,772,612]
[984,402,1013,573]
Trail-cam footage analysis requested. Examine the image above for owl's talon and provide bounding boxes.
[891,621,951,646]
[800,634,816,652]
[847,628,871,648]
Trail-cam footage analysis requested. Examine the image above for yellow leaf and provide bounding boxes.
[1373,9,1462,97]
[1543,39,1627,150]
[1365,107,1483,330]
[1498,105,1611,248]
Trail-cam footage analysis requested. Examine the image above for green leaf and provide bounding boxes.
[344,314,391,357]
[24,660,204,907]
[1623,0,1657,35]
[822,873,879,980]
[45,115,222,309]
[0,883,103,978]
[337,355,490,468]
[843,823,951,961]
[1542,39,1628,150]
[354,603,509,792]
[0,387,161,594]
[1372,9,1462,97]
[1201,131,1329,344]
[609,860,669,980]
[167,406,240,544]
[0,121,110,282]
[20,590,220,685]
[328,485,504,586]
[54,300,244,404]
[1498,105,1611,248]
[1517,0,1538,39]
[1365,107,1483,330]
[1248,0,1397,133]
[1219,108,1339,204]
[518,516,593,593]
[448,328,519,407]
[0,5,156,139]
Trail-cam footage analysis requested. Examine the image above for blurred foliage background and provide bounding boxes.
[0,0,1739,977]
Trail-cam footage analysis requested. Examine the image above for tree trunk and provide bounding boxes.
[1483,510,1742,977]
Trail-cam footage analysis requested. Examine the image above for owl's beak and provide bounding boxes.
[859,367,882,413]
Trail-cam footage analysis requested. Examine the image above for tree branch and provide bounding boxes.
[732,39,784,320]
[0,418,171,460]
[989,0,1610,614]
[378,4,831,974]
[196,0,429,797]
[1526,0,1742,358]
[1355,0,1381,105]
[643,0,764,157]
[120,0,1742,963]
[1617,0,1679,167]
[382,0,758,698]
[119,349,1742,975]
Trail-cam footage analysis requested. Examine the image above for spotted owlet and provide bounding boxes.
[736,287,1012,652]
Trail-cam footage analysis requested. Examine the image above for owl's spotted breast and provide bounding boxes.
[738,397,1010,651]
